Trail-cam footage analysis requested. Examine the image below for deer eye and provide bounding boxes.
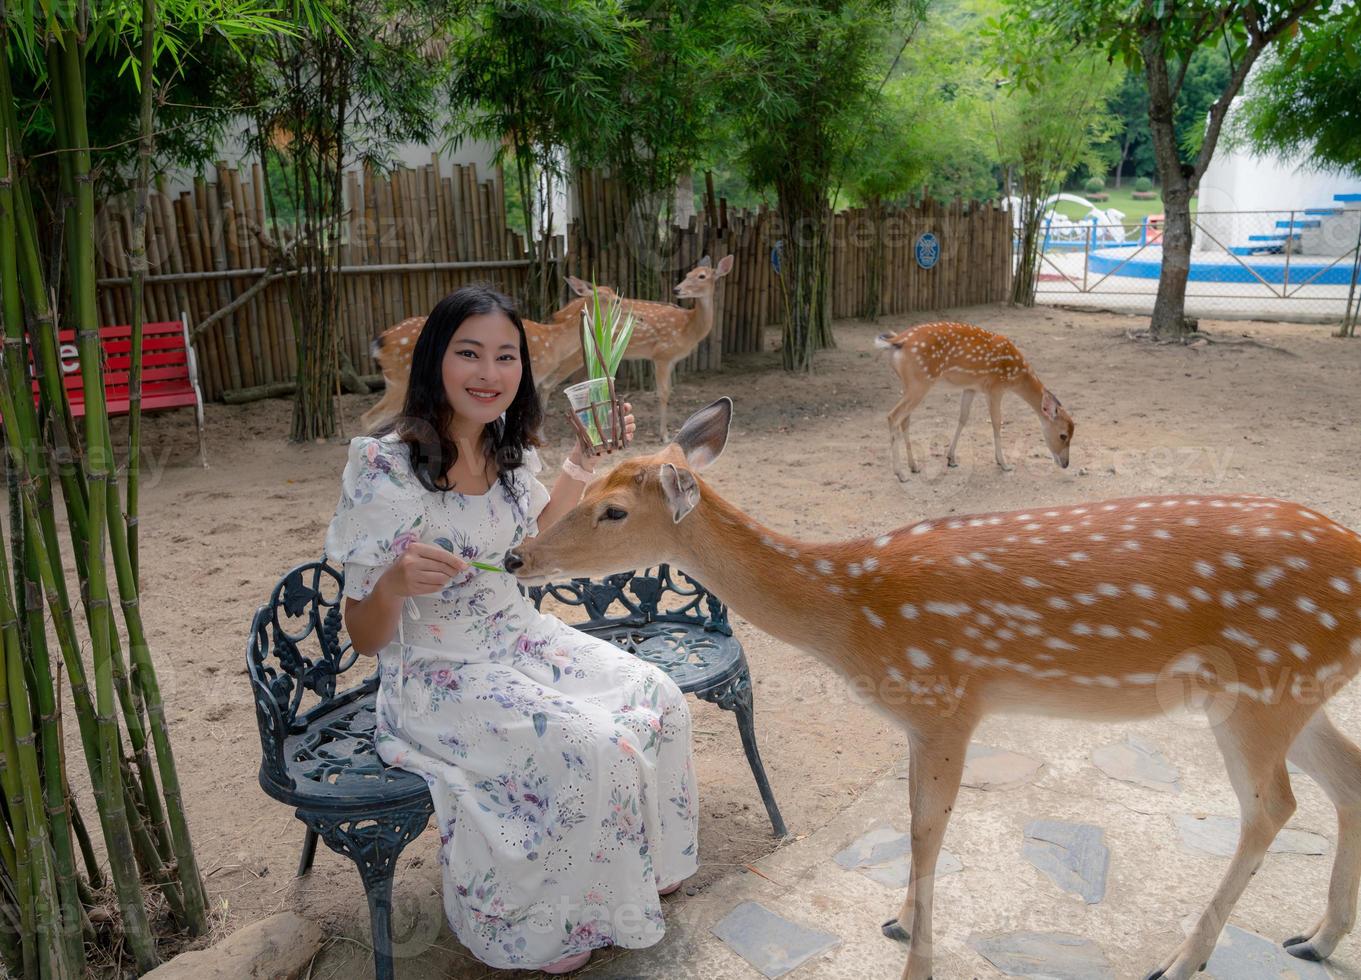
[602,506,628,522]
[1060,433,1069,443]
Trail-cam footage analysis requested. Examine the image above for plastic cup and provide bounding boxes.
[564,377,619,449]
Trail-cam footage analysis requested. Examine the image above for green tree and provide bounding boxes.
[447,0,636,318]
[232,0,454,441]
[724,0,927,371]
[1021,0,1340,338]
[1235,16,1361,176]
[991,18,1119,305]
[0,4,289,975]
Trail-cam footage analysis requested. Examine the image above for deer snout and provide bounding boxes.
[504,548,525,573]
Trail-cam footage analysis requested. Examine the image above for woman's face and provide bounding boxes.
[441,311,524,427]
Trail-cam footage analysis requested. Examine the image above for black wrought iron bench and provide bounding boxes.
[246,559,785,980]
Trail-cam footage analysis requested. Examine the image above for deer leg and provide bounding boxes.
[1282,710,1361,961]
[894,723,972,980]
[655,360,676,442]
[1145,702,1301,980]
[985,388,1012,471]
[360,379,406,432]
[888,392,925,481]
[947,389,975,468]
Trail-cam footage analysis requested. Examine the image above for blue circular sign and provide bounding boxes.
[915,232,940,270]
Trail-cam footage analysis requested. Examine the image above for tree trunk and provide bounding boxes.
[775,183,834,371]
[1142,35,1198,339]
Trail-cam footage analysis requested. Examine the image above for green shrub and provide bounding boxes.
[1134,176,1153,193]
[1084,175,1106,194]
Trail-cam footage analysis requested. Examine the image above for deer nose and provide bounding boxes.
[504,549,525,573]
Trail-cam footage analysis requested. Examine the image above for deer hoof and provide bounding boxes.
[1284,940,1324,961]
[881,918,910,944]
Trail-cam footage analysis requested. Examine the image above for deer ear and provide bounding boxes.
[716,254,734,277]
[673,397,732,471]
[697,255,712,268]
[659,463,700,524]
[565,276,592,297]
[1040,390,1060,421]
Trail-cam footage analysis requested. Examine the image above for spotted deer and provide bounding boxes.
[507,397,1361,980]
[611,253,733,441]
[876,321,1074,479]
[358,277,613,431]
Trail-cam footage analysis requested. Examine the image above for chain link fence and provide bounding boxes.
[1031,205,1361,327]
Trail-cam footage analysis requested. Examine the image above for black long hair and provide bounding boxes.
[376,284,544,493]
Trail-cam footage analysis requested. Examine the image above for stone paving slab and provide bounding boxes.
[831,827,962,888]
[1091,736,1181,794]
[962,744,1045,791]
[1174,813,1332,858]
[968,930,1116,979]
[711,902,841,979]
[1022,820,1110,904]
[1204,924,1333,979]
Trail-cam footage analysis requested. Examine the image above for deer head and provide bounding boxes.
[506,398,733,583]
[673,254,733,300]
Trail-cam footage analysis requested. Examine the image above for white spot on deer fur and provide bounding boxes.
[1131,583,1156,600]
[1122,540,1142,551]
[1258,606,1280,620]
[1021,576,1044,588]
[1182,517,1200,527]
[1220,592,1239,609]
[995,627,1017,641]
[1168,653,1204,676]
[1125,673,1157,685]
[1073,593,1097,606]
[1096,583,1122,598]
[1330,576,1351,594]
[863,557,880,572]
[828,584,844,596]
[1165,594,1189,612]
[1190,587,1212,603]
[1102,504,1119,511]
[1068,552,1090,562]
[1351,638,1361,657]
[926,601,969,618]
[815,559,833,575]
[1320,611,1338,630]
[1136,501,1153,509]
[849,562,864,576]
[863,607,884,628]
[1089,534,1107,543]
[1044,636,1078,651]
[1194,561,1215,578]
[1152,529,1173,540]
[1222,626,1256,647]
[1097,625,1122,639]
[1071,622,1093,636]
[951,648,975,665]
[907,647,932,670]
[874,535,891,548]
[1287,556,1310,570]
[900,603,918,619]
[1222,553,1244,569]
[1047,596,1072,611]
[952,556,972,568]
[1096,676,1119,688]
[1255,567,1285,588]
[1297,596,1319,614]
[911,523,932,536]
[1128,626,1152,640]
[1291,642,1310,661]
[1258,648,1279,664]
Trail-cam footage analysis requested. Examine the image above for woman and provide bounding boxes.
[325,285,698,973]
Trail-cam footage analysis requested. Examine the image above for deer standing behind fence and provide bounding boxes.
[506,396,1361,980]
[876,321,1074,478]
[610,254,733,441]
[359,277,611,432]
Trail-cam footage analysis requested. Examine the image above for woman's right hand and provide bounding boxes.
[377,543,468,598]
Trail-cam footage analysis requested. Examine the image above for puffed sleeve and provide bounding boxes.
[324,436,427,600]
[518,446,553,537]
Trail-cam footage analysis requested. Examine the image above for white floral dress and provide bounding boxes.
[324,435,699,969]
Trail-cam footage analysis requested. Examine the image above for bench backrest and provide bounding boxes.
[51,319,194,407]
[524,565,731,635]
[246,561,367,793]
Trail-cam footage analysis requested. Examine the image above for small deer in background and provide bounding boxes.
[507,396,1361,980]
[360,277,612,432]
[611,254,733,441]
[875,321,1074,479]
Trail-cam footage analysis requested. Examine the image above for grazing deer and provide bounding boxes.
[875,321,1074,479]
[507,396,1361,980]
[611,254,734,441]
[358,277,612,431]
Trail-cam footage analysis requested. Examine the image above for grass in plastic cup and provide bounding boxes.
[564,377,617,448]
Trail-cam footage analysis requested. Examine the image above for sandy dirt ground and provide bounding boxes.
[96,301,1361,972]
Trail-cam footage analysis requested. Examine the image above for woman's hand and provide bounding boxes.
[377,543,468,598]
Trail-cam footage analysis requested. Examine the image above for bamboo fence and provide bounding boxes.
[94,159,1012,401]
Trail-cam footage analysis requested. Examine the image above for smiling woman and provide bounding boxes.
[323,284,681,974]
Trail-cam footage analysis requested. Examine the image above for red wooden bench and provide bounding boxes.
[47,314,207,467]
